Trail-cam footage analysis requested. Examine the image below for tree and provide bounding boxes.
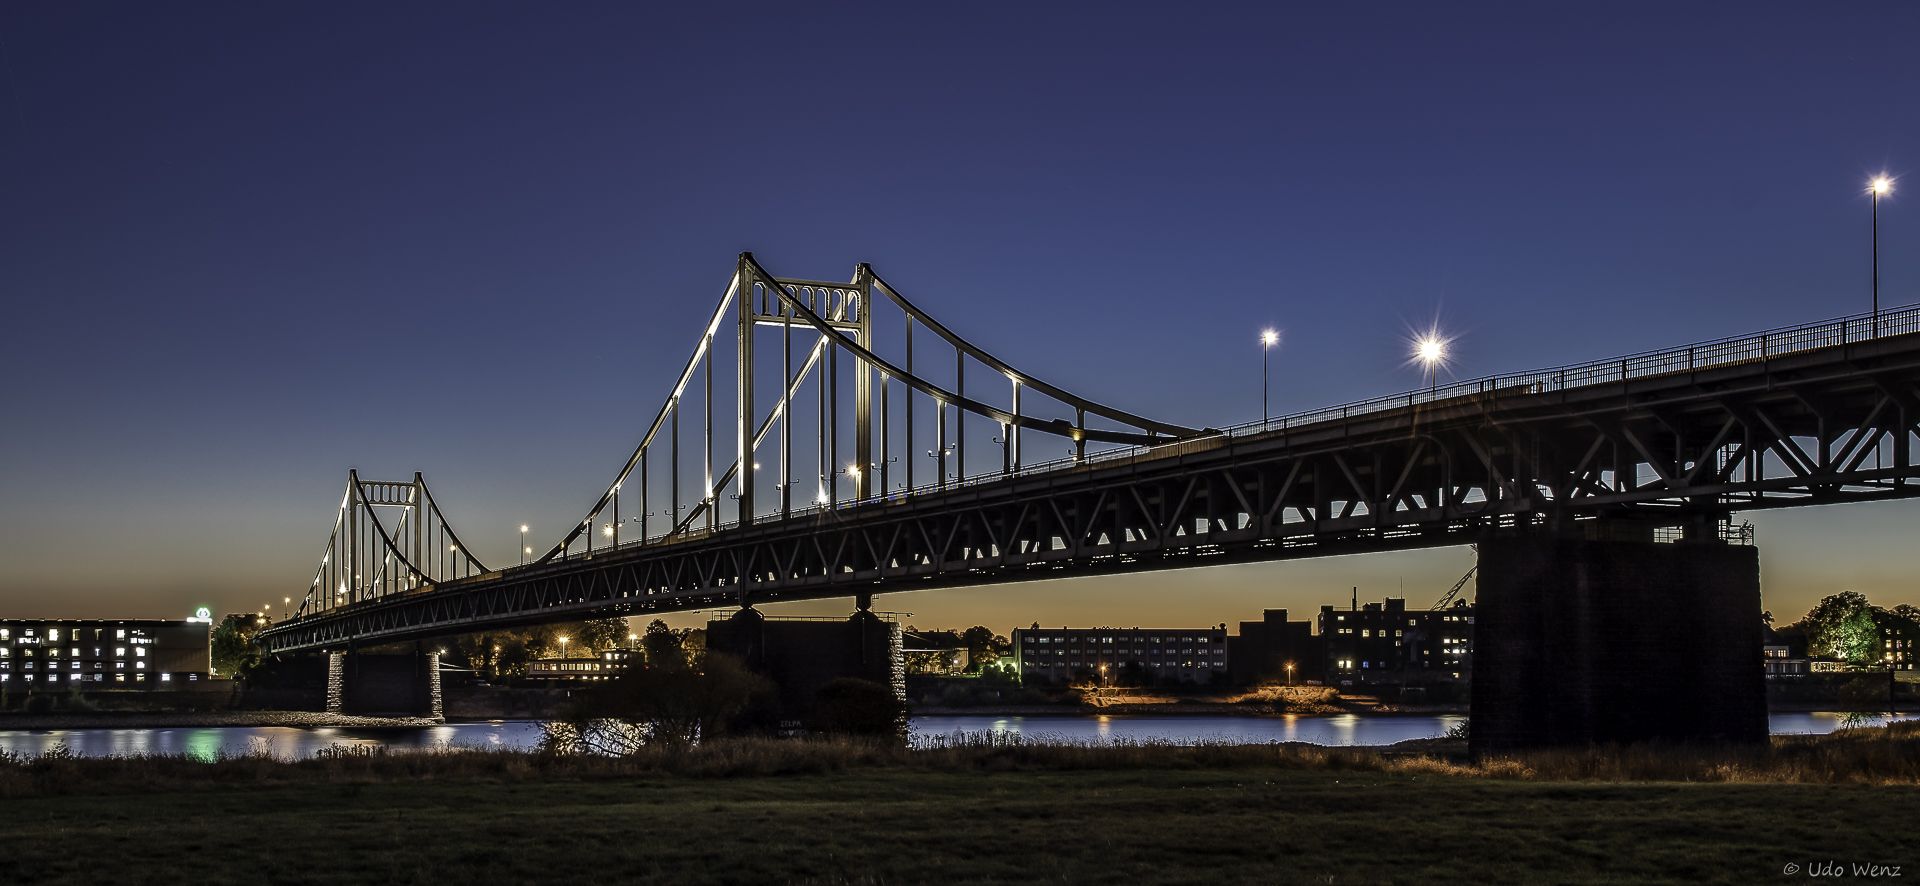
[1832,606,1882,666]
[959,626,998,673]
[573,618,631,652]
[210,616,257,678]
[640,618,684,666]
[1891,604,1920,627]
[1803,591,1874,659]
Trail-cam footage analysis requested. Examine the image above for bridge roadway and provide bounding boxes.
[261,322,1920,654]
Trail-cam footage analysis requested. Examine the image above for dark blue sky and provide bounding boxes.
[3,2,1918,630]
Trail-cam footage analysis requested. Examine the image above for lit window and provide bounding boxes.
[48,629,58,642]
[136,662,145,669]
[115,648,125,657]
[136,648,145,657]
[161,673,170,682]
[116,630,125,639]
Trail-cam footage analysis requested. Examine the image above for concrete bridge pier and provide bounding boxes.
[706,606,903,732]
[1469,533,1766,759]
[325,651,443,720]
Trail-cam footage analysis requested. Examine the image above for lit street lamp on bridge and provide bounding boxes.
[1261,329,1278,425]
[1416,335,1446,392]
[1872,176,1893,334]
[520,525,529,565]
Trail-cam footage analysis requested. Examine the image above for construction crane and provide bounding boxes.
[1430,546,1477,610]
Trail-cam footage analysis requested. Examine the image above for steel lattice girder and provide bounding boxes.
[261,330,1920,653]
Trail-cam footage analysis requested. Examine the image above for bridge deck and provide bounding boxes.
[262,315,1920,652]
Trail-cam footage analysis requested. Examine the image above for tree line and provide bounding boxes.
[1771,591,1919,666]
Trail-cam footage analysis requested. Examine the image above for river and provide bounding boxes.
[0,712,1910,760]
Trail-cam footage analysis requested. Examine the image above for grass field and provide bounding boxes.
[3,760,1917,884]
[6,726,1920,884]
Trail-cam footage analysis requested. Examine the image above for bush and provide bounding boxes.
[22,693,54,714]
[813,678,909,739]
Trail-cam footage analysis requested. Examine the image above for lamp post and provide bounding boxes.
[1285,662,1295,686]
[1417,337,1445,392]
[1872,177,1893,335]
[520,525,529,565]
[558,636,570,660]
[1261,329,1278,425]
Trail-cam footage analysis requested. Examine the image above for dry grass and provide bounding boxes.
[3,719,1920,798]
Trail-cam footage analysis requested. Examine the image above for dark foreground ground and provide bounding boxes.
[2,766,1914,885]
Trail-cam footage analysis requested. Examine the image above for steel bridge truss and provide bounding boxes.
[267,303,1920,651]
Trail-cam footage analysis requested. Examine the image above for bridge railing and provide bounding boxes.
[1222,300,1920,438]
[564,300,1918,560]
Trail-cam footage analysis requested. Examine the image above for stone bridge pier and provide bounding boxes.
[705,604,904,732]
[325,651,443,720]
[1469,533,1767,759]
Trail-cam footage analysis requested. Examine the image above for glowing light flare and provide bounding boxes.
[1872,176,1894,196]
[1261,329,1278,347]
[1417,337,1445,365]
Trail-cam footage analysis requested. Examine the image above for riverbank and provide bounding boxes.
[0,711,443,730]
[3,729,1918,885]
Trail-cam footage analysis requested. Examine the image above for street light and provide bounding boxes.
[1872,176,1893,335]
[520,525,529,565]
[1416,336,1445,392]
[1261,329,1278,425]
[1285,662,1295,686]
[558,636,570,659]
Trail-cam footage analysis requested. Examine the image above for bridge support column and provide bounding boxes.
[1469,535,1765,758]
[325,652,443,720]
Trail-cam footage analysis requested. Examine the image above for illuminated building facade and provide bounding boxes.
[1013,625,1228,684]
[1318,597,1475,684]
[0,614,213,689]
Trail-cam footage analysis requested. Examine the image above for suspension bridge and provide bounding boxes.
[260,254,1920,655]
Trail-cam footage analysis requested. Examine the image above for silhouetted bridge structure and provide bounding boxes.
[260,254,1920,752]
